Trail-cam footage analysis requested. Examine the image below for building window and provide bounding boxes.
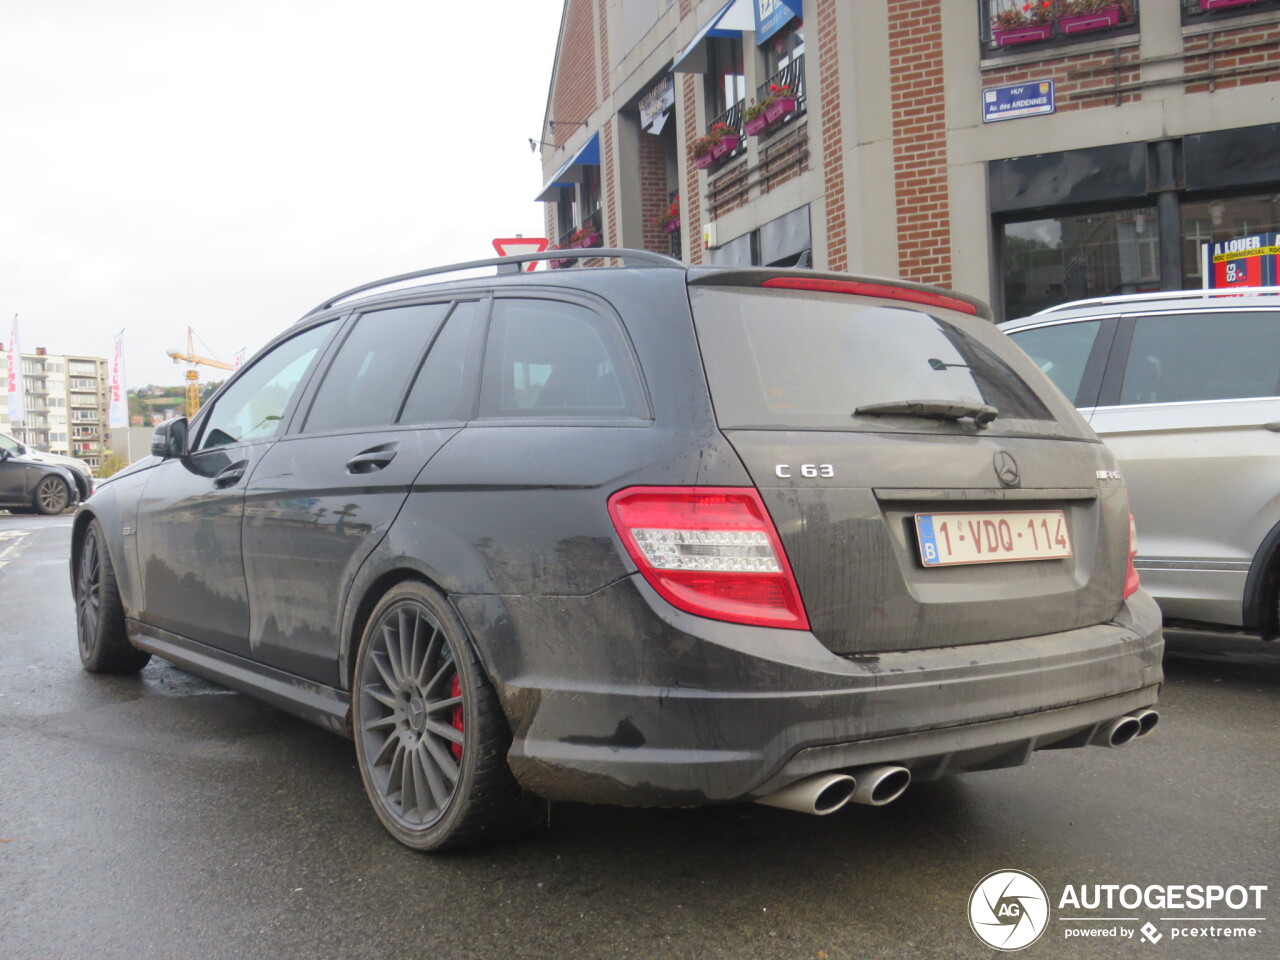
[1180,193,1280,287]
[1001,207,1159,319]
[1181,0,1280,22]
[762,18,804,77]
[705,36,745,125]
[981,0,1140,57]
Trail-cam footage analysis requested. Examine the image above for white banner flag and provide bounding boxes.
[6,314,24,425]
[109,330,128,429]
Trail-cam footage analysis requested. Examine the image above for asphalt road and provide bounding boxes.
[1,512,1277,960]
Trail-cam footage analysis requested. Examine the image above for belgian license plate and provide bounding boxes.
[915,510,1072,567]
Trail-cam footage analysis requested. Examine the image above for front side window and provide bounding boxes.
[197,321,335,450]
[1119,311,1280,406]
[1005,319,1103,405]
[305,303,450,433]
[478,298,647,419]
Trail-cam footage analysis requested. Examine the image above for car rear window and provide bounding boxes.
[690,287,1056,431]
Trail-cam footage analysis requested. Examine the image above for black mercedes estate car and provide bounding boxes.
[72,249,1162,850]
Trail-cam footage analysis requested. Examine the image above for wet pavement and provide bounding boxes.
[1,512,1277,959]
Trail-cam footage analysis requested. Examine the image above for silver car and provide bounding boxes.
[1001,288,1280,640]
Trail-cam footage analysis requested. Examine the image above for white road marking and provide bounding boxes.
[0,530,31,570]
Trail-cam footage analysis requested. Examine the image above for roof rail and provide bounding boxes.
[304,248,686,318]
[1034,286,1280,315]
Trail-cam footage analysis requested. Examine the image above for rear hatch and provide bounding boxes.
[688,273,1132,655]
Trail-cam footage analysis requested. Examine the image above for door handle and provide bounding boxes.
[346,443,398,474]
[213,460,248,489]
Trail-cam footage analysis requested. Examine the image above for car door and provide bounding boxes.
[241,298,485,684]
[0,451,33,507]
[134,318,339,656]
[1088,308,1280,626]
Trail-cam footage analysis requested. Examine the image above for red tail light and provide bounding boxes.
[607,486,810,630]
[1124,511,1141,599]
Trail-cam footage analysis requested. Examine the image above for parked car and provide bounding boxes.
[0,431,94,502]
[0,447,79,514]
[72,249,1162,851]
[1001,287,1280,640]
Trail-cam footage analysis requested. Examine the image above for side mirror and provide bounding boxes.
[151,417,190,459]
[0,447,9,461]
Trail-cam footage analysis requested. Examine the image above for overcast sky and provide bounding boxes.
[3,1,565,388]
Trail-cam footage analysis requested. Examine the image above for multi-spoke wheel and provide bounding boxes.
[34,475,70,515]
[352,581,545,851]
[75,520,150,673]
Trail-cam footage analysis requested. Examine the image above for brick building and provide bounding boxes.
[536,0,1280,318]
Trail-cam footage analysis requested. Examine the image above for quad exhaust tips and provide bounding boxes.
[1091,708,1160,748]
[756,765,911,816]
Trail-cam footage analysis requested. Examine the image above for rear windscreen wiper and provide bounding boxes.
[854,399,999,427]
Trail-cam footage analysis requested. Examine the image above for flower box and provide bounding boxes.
[1059,5,1121,33]
[744,113,770,136]
[993,23,1053,45]
[710,134,740,160]
[694,151,716,169]
[1199,0,1261,9]
[764,95,797,124]
[570,232,601,249]
[662,219,680,234]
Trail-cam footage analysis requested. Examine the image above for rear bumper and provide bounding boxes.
[454,578,1163,806]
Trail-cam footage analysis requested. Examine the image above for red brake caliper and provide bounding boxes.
[449,674,463,761]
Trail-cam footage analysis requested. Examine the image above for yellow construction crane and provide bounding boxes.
[167,327,235,418]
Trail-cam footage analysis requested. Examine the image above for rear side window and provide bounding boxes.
[691,287,1053,430]
[1119,311,1280,405]
[1006,319,1102,405]
[478,298,647,419]
[305,303,449,433]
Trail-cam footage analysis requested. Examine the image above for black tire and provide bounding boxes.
[351,581,546,851]
[75,520,151,674]
[34,475,70,515]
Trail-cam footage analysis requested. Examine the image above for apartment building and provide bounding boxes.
[536,0,1280,318]
[1,345,110,469]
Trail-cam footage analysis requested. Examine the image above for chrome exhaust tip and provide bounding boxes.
[1091,714,1143,748]
[756,773,857,816]
[849,765,911,806]
[1131,708,1159,738]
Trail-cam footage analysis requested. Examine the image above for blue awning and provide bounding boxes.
[671,0,754,74]
[534,133,600,203]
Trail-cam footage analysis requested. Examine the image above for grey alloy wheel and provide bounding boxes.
[352,581,545,851]
[34,475,69,515]
[76,520,150,673]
